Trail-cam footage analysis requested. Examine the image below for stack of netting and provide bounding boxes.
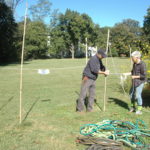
[79,119,150,149]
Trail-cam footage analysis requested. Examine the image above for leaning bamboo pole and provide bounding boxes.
[85,37,88,64]
[19,2,28,124]
[103,29,110,112]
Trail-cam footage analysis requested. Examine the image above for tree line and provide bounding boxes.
[0,0,150,63]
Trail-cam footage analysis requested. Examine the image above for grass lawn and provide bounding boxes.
[0,58,149,150]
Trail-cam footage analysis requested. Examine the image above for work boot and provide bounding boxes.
[136,106,142,115]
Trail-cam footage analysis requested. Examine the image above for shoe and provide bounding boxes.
[86,109,93,112]
[136,110,142,115]
[129,107,135,112]
[76,111,85,114]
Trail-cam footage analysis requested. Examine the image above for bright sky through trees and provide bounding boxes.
[16,0,150,27]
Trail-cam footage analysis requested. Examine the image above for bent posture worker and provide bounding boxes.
[76,49,110,112]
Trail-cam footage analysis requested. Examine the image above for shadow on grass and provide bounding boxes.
[0,62,30,67]
[108,97,129,110]
[41,99,51,102]
[22,98,39,122]
[143,95,150,107]
[22,98,51,122]
[0,97,13,111]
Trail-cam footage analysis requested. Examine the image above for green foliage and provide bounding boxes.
[49,27,66,58]
[111,19,141,56]
[25,21,48,59]
[29,0,52,22]
[0,1,17,63]
[143,7,150,42]
[16,20,48,59]
[50,9,99,58]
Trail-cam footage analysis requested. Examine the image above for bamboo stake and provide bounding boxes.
[85,37,88,64]
[129,45,132,69]
[103,29,110,111]
[19,2,28,124]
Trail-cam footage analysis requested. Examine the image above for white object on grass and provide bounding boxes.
[38,69,50,75]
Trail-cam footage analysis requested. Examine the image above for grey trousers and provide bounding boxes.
[76,78,96,112]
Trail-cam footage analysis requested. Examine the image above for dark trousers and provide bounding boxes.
[76,77,96,112]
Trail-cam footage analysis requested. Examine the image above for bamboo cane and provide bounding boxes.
[85,37,88,64]
[103,29,110,111]
[19,2,28,124]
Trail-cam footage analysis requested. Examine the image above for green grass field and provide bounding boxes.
[0,58,149,150]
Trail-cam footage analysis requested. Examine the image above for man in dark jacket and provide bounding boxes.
[124,51,147,115]
[76,49,109,112]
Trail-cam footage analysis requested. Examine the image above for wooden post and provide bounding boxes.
[103,29,110,111]
[19,2,28,124]
[129,45,132,69]
[85,37,88,64]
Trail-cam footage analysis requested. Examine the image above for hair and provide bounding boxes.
[131,51,141,58]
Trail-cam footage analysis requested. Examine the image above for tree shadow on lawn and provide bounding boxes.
[22,98,51,122]
[0,96,13,111]
[108,97,129,110]
[0,62,30,67]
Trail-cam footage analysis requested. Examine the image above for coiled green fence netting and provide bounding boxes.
[80,119,150,149]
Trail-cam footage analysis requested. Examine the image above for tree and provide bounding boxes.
[143,7,150,42]
[4,0,23,12]
[29,0,52,22]
[25,21,48,59]
[57,9,95,58]
[0,1,17,62]
[16,20,48,59]
[111,19,141,56]
[49,26,67,58]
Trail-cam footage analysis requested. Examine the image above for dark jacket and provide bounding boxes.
[131,60,147,87]
[83,55,105,80]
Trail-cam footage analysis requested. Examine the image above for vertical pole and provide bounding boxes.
[129,45,132,69]
[103,29,110,111]
[19,2,28,124]
[85,37,88,64]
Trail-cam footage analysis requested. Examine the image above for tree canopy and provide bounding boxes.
[0,1,17,62]
[0,1,150,62]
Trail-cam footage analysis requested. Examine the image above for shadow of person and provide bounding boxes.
[108,97,129,110]
[142,93,150,107]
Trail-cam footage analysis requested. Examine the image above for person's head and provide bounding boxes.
[131,51,141,63]
[96,49,107,59]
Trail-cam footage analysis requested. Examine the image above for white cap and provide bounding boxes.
[131,51,141,58]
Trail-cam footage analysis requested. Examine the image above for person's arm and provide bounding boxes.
[140,62,146,79]
[123,72,131,76]
[123,72,140,79]
[89,59,109,76]
[132,75,140,79]
[98,70,110,76]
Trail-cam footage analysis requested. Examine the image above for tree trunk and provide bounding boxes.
[70,44,75,59]
[71,50,74,59]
